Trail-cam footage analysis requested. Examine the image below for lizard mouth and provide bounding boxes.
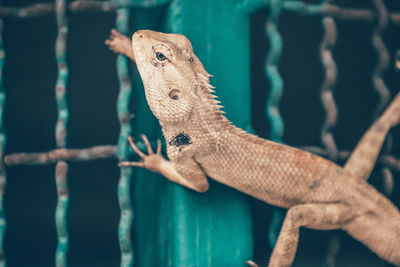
[131,32,145,64]
[133,47,145,64]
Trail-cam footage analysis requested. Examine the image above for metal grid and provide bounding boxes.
[0,0,399,266]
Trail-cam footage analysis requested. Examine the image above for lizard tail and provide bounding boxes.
[344,92,400,181]
[382,91,400,127]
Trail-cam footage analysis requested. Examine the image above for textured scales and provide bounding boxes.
[107,30,400,267]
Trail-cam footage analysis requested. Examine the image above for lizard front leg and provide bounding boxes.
[267,203,353,267]
[119,135,209,193]
[105,29,136,62]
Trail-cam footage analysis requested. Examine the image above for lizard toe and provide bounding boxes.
[246,260,259,267]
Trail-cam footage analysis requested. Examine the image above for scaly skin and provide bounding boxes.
[106,29,400,267]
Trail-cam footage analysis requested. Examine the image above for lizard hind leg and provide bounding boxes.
[267,203,354,267]
[386,92,400,126]
[344,209,400,266]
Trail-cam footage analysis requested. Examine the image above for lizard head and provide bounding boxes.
[131,30,208,123]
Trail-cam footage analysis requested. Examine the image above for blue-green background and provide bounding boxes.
[2,0,400,266]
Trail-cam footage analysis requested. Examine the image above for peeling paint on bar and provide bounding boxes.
[115,4,134,267]
[55,0,70,265]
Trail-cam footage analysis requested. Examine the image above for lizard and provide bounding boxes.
[106,29,400,267]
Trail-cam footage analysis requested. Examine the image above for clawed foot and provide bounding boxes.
[246,260,259,267]
[105,29,133,56]
[118,135,164,172]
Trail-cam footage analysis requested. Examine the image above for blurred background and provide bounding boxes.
[2,0,400,266]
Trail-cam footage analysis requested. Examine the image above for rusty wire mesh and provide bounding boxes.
[0,0,399,267]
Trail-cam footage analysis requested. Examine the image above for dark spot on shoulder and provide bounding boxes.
[169,132,192,151]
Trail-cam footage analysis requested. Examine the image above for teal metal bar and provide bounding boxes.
[0,1,6,265]
[115,2,134,266]
[166,1,256,265]
[132,1,269,266]
[54,0,70,266]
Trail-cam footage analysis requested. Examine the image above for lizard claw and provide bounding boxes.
[118,135,164,173]
[245,260,259,267]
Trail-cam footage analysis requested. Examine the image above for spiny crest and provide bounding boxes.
[196,73,224,114]
[195,73,267,144]
[196,73,232,128]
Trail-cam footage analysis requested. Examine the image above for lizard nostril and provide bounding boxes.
[139,34,143,38]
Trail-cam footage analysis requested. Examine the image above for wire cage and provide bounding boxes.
[0,0,399,266]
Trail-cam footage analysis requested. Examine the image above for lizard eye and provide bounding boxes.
[156,52,167,62]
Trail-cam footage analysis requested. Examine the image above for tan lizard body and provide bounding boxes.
[106,30,400,267]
